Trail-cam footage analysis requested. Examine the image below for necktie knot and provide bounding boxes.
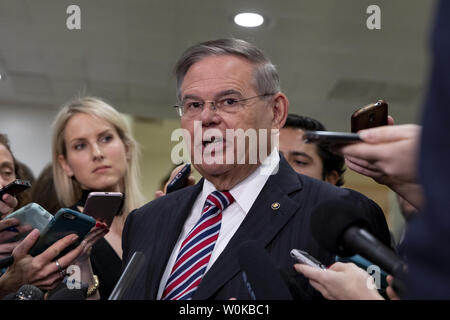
[205,190,235,212]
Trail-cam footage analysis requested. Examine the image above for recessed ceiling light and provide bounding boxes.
[234,12,264,27]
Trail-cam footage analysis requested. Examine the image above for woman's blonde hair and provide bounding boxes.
[52,96,145,222]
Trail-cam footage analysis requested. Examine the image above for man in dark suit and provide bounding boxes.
[121,38,390,300]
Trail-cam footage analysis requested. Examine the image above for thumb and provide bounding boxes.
[154,190,165,199]
[12,229,40,259]
[359,124,419,143]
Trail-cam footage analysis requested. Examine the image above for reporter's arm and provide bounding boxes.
[0,229,85,297]
[71,224,109,300]
[294,262,384,300]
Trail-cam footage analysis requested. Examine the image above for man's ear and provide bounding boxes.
[57,154,74,177]
[271,92,289,130]
[325,170,340,186]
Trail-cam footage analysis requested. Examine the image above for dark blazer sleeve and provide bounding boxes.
[121,208,136,269]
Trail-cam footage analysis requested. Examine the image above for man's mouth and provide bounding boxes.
[202,136,224,148]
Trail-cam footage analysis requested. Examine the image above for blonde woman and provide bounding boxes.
[52,96,145,299]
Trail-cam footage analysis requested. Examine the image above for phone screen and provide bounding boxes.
[290,249,326,269]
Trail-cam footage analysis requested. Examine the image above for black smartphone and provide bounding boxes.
[166,163,191,194]
[83,192,123,227]
[303,131,362,144]
[351,100,388,133]
[29,208,96,258]
[290,249,327,269]
[0,179,32,199]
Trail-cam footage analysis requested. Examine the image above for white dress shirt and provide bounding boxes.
[157,149,280,299]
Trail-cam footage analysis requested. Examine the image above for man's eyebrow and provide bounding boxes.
[290,151,313,161]
[181,90,243,103]
[214,89,242,99]
[181,94,202,102]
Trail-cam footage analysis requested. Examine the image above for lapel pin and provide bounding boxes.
[271,202,280,210]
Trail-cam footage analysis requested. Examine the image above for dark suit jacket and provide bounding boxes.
[121,156,390,300]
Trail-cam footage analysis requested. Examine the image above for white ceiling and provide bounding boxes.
[0,0,436,131]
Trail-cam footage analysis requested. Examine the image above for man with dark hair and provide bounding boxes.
[280,114,345,186]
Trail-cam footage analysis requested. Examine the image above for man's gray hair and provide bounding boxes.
[174,38,280,101]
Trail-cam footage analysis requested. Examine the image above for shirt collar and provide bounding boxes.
[203,149,280,214]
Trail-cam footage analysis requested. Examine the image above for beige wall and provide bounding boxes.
[131,117,181,201]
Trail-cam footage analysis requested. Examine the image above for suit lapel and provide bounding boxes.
[194,157,303,299]
[147,179,204,299]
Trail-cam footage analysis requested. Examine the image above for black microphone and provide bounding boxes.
[310,199,406,278]
[238,240,293,300]
[2,284,44,300]
[45,281,88,300]
[108,251,145,300]
[49,287,87,300]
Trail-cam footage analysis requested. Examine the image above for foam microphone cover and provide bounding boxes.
[310,198,371,256]
[238,240,292,300]
[6,284,44,300]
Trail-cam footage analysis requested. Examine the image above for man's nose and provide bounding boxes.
[200,102,220,126]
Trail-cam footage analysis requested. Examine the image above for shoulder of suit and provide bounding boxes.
[129,183,199,219]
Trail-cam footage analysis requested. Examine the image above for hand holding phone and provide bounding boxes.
[29,208,96,258]
[290,249,326,269]
[351,100,388,133]
[3,203,53,242]
[166,163,191,194]
[83,192,123,227]
[0,179,31,199]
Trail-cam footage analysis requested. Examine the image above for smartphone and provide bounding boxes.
[166,163,191,194]
[29,208,96,258]
[0,179,32,199]
[351,100,388,133]
[3,203,53,242]
[303,131,362,144]
[290,249,326,269]
[83,192,123,227]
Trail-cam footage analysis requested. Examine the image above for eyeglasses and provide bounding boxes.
[173,93,275,118]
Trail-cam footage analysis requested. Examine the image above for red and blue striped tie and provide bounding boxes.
[161,190,235,300]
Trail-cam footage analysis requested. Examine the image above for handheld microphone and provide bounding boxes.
[237,241,293,300]
[2,284,44,300]
[108,251,145,300]
[310,199,406,277]
[49,287,87,300]
[45,281,88,300]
